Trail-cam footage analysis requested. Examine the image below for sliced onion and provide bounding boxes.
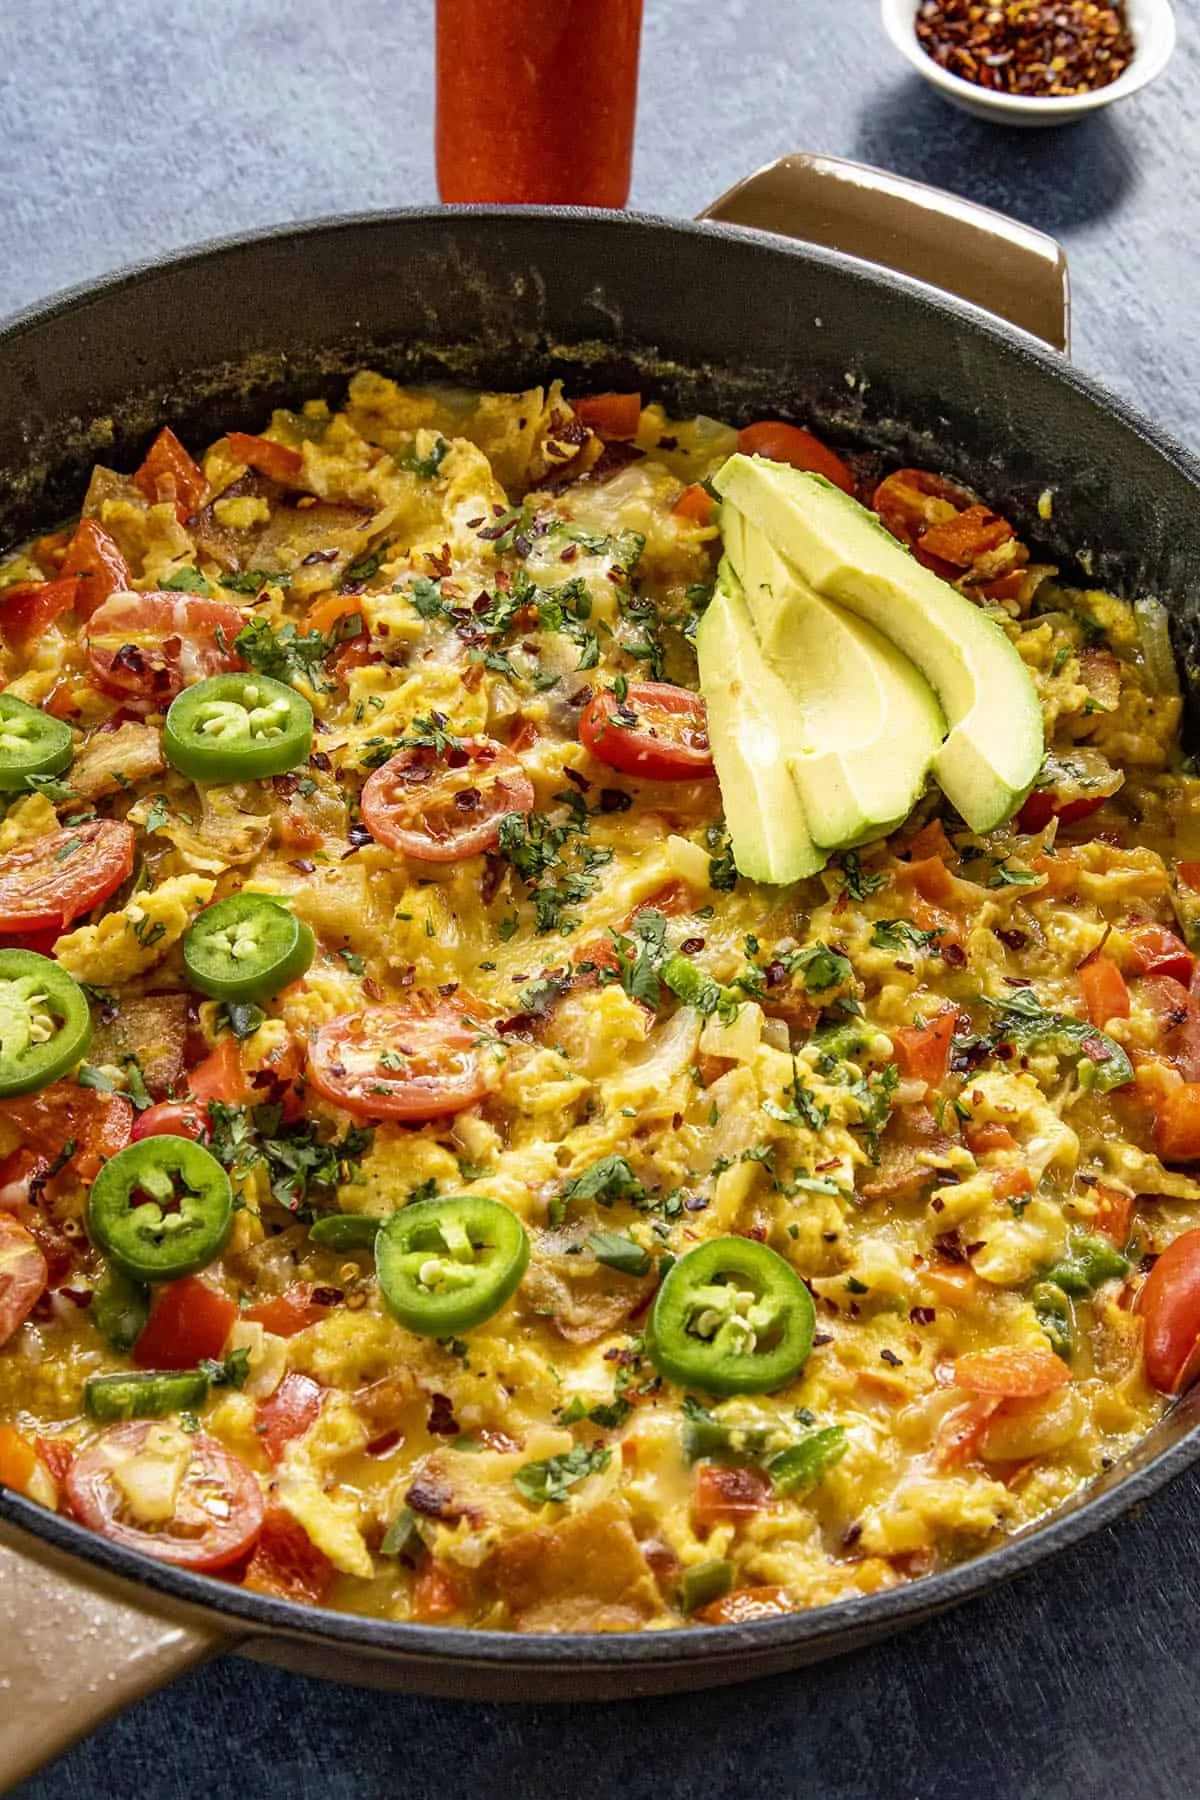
[1135,597,1181,696]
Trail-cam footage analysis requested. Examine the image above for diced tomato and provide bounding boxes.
[245,1285,329,1339]
[923,1259,982,1306]
[0,577,80,646]
[0,1146,50,1212]
[917,504,1014,569]
[0,1085,133,1185]
[254,1371,324,1463]
[133,1276,237,1371]
[872,469,979,576]
[964,1122,1018,1155]
[35,1436,76,1490]
[692,1462,772,1533]
[1155,1084,1200,1163]
[906,819,956,862]
[1137,1227,1200,1393]
[412,1560,463,1621]
[934,1396,1000,1470]
[572,392,642,439]
[696,1585,795,1626]
[903,855,958,906]
[1176,863,1200,893]
[990,1165,1034,1202]
[187,1036,246,1105]
[1091,1184,1133,1248]
[672,484,717,526]
[0,1422,37,1493]
[133,427,208,522]
[60,519,131,619]
[1128,925,1195,986]
[1017,792,1105,834]
[243,1505,334,1605]
[952,1346,1070,1399]
[890,1009,956,1088]
[1079,957,1131,1027]
[1030,852,1079,899]
[226,432,304,484]
[736,421,855,495]
[910,895,965,954]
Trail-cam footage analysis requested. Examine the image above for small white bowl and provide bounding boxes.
[880,0,1176,126]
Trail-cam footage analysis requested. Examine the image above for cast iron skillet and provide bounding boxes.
[1,155,1199,1788]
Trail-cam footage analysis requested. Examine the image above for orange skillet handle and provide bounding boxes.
[0,1519,222,1792]
[699,151,1071,354]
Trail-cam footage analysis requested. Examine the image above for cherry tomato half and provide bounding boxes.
[1138,1226,1200,1392]
[84,590,245,707]
[579,682,714,781]
[132,427,208,523]
[736,421,855,495]
[66,1421,263,1570]
[131,1100,208,1143]
[0,821,135,933]
[361,735,534,862]
[306,996,494,1122]
[0,1212,48,1348]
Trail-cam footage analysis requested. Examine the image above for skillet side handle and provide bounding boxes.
[700,152,1070,354]
[0,1521,220,1791]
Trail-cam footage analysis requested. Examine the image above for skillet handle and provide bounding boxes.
[0,1519,221,1791]
[699,152,1070,354]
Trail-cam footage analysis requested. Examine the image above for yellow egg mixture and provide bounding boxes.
[0,373,1198,1633]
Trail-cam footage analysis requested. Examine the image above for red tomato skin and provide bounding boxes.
[0,820,135,933]
[573,393,642,439]
[132,427,208,522]
[412,1560,462,1621]
[131,1101,208,1144]
[59,520,132,618]
[579,682,714,780]
[0,1213,49,1348]
[890,1009,956,1087]
[0,1086,133,1186]
[245,1286,329,1339]
[243,1504,333,1604]
[1128,926,1195,986]
[306,998,492,1123]
[187,1036,246,1105]
[254,1372,324,1463]
[361,737,535,862]
[1079,957,1131,1027]
[133,1277,237,1371]
[1138,1228,1200,1392]
[226,432,304,482]
[66,1423,263,1571]
[1018,791,1105,834]
[736,421,855,495]
[84,590,245,704]
[0,577,80,644]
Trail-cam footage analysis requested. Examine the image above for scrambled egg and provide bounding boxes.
[1,375,1198,1635]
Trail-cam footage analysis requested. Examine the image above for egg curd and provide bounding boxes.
[0,378,1198,1634]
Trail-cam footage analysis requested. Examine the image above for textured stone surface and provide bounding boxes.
[5,0,1199,1793]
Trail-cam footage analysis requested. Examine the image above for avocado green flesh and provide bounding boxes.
[697,567,826,884]
[713,456,1044,832]
[721,503,945,849]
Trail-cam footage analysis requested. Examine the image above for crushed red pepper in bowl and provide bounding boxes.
[914,0,1136,97]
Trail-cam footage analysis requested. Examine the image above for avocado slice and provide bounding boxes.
[713,456,1044,832]
[696,564,826,884]
[722,504,945,848]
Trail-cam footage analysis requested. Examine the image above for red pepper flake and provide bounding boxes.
[914,1,1135,97]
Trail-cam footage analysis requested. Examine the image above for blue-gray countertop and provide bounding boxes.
[6,1,1199,1794]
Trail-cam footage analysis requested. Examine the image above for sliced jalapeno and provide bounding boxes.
[647,1237,815,1396]
[183,892,316,1002]
[0,695,73,792]
[309,1213,384,1251]
[84,1369,210,1422]
[164,673,313,782]
[0,949,92,1097]
[375,1195,529,1336]
[87,1136,233,1282]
